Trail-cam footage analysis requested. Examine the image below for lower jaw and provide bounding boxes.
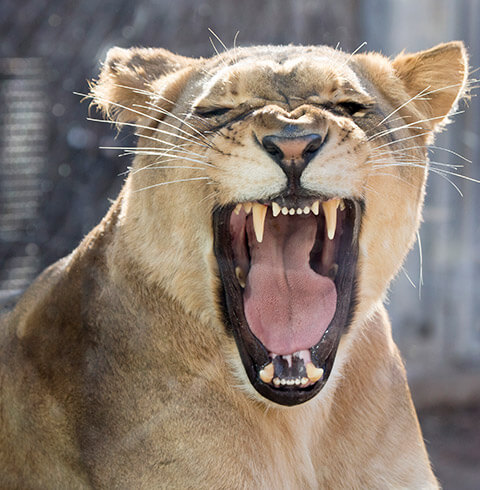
[213,201,361,406]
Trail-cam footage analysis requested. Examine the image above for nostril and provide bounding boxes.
[262,136,284,160]
[303,134,326,158]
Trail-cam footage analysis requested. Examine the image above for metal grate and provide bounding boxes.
[0,58,48,293]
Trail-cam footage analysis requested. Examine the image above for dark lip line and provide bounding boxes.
[213,198,362,406]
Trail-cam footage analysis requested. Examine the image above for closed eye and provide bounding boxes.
[194,107,233,118]
[336,101,371,116]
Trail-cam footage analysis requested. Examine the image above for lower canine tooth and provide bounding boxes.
[252,203,268,243]
[306,362,324,383]
[259,363,275,383]
[235,266,246,288]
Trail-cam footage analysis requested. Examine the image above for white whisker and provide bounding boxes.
[134,176,211,193]
[79,91,209,147]
[376,86,431,127]
[416,230,423,299]
[372,131,432,151]
[86,117,210,148]
[133,102,210,145]
[125,152,215,168]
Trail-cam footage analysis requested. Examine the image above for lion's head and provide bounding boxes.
[91,42,467,406]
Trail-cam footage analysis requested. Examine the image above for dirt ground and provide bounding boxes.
[418,403,480,490]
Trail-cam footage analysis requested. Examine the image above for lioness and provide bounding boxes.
[0,41,468,488]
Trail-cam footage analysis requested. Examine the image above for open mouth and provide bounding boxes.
[213,195,361,406]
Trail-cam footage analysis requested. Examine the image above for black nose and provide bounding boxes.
[261,133,326,184]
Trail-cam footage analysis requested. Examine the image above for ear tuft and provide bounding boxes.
[392,41,468,131]
[89,47,195,124]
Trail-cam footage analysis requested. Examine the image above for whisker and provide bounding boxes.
[429,168,463,196]
[134,176,211,193]
[368,111,464,142]
[376,86,432,127]
[374,162,480,183]
[342,41,367,66]
[80,91,210,147]
[137,101,214,144]
[125,152,215,168]
[129,103,212,147]
[428,145,472,163]
[131,165,207,173]
[100,145,207,159]
[401,266,417,289]
[372,131,432,151]
[367,171,416,188]
[416,230,423,299]
[86,117,210,148]
[208,27,228,53]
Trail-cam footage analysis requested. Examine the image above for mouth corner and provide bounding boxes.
[213,195,361,406]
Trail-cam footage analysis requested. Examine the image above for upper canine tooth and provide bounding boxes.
[306,362,324,383]
[252,203,268,243]
[243,202,252,215]
[311,200,320,215]
[259,362,275,383]
[322,198,340,240]
[272,202,281,217]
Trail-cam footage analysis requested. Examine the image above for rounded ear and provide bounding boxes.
[392,41,469,131]
[89,46,196,124]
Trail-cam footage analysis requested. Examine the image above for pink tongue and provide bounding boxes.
[244,213,336,355]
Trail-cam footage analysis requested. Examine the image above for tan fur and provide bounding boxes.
[0,42,468,488]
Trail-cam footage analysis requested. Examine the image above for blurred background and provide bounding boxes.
[1,0,479,486]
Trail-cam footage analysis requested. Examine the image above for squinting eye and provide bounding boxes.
[194,107,232,118]
[336,101,368,116]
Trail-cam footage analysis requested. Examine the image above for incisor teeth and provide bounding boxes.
[259,363,274,384]
[311,201,320,216]
[303,206,310,214]
[306,362,324,383]
[272,202,281,217]
[289,208,295,215]
[322,198,340,240]
[235,266,246,288]
[243,202,252,215]
[252,203,268,243]
[281,206,288,215]
[273,377,281,386]
[296,208,303,215]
